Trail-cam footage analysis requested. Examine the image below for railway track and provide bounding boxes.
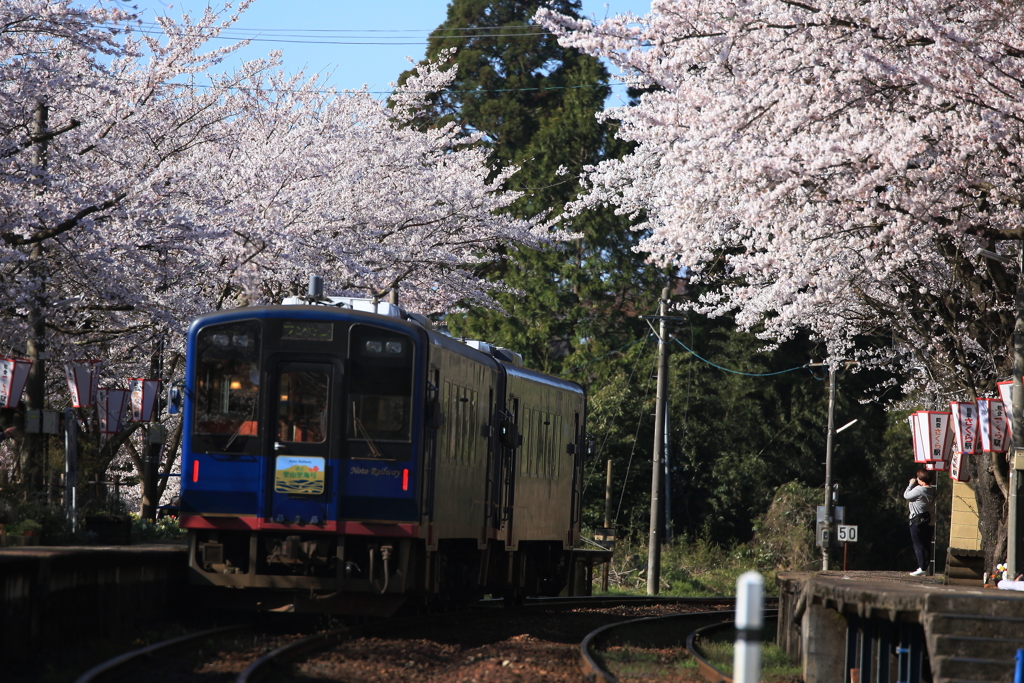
[72,595,770,683]
[582,604,780,683]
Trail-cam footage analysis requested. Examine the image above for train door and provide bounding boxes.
[485,388,500,533]
[264,360,339,525]
[569,411,583,541]
[500,396,520,549]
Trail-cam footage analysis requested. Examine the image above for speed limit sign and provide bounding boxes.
[837,525,859,542]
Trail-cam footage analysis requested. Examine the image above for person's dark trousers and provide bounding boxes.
[909,523,933,571]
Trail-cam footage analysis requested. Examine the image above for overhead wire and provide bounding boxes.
[88,20,637,96]
[672,337,809,377]
[104,21,558,44]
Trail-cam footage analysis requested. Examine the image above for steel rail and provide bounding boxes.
[580,606,737,683]
[686,613,780,683]
[579,603,779,683]
[73,624,249,683]
[238,628,350,683]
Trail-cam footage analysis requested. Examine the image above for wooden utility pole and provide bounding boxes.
[647,287,670,595]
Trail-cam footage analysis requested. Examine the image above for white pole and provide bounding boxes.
[733,571,764,683]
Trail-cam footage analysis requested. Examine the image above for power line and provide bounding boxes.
[102,76,629,96]
[672,337,809,377]
[104,21,556,44]
[110,21,550,33]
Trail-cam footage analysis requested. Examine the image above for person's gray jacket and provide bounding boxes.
[904,482,936,520]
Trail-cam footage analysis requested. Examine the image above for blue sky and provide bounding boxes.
[108,1,651,103]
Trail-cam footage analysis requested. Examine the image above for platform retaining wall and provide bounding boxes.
[778,571,1024,683]
[0,544,188,662]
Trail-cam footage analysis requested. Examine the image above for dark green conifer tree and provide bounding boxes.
[400,0,668,374]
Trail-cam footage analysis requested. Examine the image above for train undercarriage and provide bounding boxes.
[187,529,608,615]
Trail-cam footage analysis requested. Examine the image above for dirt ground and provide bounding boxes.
[276,604,722,683]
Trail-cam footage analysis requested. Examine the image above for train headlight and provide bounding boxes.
[365,341,383,353]
[385,341,403,354]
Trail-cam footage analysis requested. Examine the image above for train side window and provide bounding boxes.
[193,320,261,437]
[521,409,534,476]
[348,325,414,442]
[464,389,478,464]
[535,410,546,477]
[455,384,466,463]
[443,380,453,459]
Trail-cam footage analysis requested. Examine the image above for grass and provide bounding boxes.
[693,635,803,682]
[602,644,698,681]
[590,535,781,597]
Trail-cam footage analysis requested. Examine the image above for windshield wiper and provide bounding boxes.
[351,402,386,459]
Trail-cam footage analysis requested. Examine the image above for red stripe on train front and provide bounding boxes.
[180,514,419,537]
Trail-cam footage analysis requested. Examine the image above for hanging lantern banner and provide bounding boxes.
[0,356,32,409]
[129,379,161,422]
[64,360,102,408]
[950,450,970,482]
[998,380,1014,438]
[918,410,953,462]
[950,401,980,456]
[978,398,1009,453]
[97,388,129,434]
[909,412,930,463]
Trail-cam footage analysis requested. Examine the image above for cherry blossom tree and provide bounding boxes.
[0,0,549,509]
[537,0,1024,567]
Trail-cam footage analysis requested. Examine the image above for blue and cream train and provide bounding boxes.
[179,292,587,613]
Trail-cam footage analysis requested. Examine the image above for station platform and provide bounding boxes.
[0,543,188,662]
[777,570,1024,683]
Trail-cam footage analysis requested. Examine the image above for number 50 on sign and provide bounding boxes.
[837,525,858,542]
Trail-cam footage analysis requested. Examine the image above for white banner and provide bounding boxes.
[0,356,32,409]
[950,450,970,481]
[97,388,129,434]
[129,378,161,422]
[910,412,930,463]
[64,360,102,408]
[999,380,1014,438]
[926,459,949,471]
[950,401,980,455]
[922,411,953,461]
[978,398,1009,453]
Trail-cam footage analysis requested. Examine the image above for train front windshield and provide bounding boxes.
[348,324,413,442]
[193,320,262,437]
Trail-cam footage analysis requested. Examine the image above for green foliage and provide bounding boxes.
[750,481,820,571]
[0,497,72,543]
[598,532,775,597]
[581,311,911,569]
[130,514,185,542]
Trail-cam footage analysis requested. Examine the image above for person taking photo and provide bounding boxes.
[905,469,936,577]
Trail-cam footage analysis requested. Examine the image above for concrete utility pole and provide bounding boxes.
[822,366,837,572]
[807,360,854,571]
[647,287,670,595]
[602,458,613,592]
